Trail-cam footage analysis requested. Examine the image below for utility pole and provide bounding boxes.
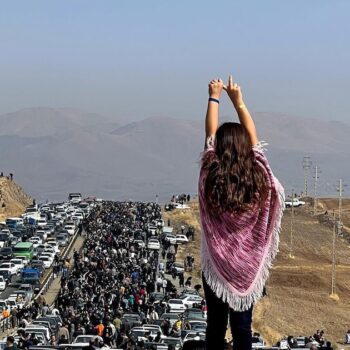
[331,209,337,296]
[289,189,295,259]
[338,179,343,236]
[313,166,320,215]
[302,156,312,197]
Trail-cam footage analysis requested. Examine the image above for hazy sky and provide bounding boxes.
[1,0,349,123]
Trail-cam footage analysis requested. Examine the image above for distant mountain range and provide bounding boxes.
[0,107,349,202]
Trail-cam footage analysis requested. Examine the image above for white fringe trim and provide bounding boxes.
[202,184,285,311]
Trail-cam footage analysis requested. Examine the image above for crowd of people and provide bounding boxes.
[51,201,204,350]
[170,194,191,204]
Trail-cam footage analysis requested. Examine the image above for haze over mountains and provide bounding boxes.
[0,107,349,202]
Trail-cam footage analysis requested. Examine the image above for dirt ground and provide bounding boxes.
[0,178,32,221]
[163,200,350,349]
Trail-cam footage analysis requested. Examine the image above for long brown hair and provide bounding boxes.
[202,122,268,213]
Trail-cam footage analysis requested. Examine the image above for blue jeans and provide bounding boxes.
[203,276,253,350]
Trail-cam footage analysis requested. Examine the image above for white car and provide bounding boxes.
[43,247,56,255]
[36,230,47,241]
[65,224,75,235]
[29,237,42,248]
[285,198,306,208]
[164,234,177,245]
[40,252,55,261]
[0,276,6,291]
[0,262,18,275]
[133,239,145,248]
[46,241,60,253]
[37,218,47,227]
[7,294,25,309]
[39,256,52,269]
[176,234,189,244]
[24,326,50,341]
[183,331,206,343]
[179,295,203,308]
[147,239,160,250]
[10,258,25,271]
[16,256,29,266]
[174,203,190,209]
[167,299,187,313]
[74,211,84,220]
[73,335,103,346]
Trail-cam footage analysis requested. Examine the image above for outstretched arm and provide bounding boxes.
[224,75,258,146]
[205,79,224,139]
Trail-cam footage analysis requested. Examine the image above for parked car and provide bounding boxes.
[0,247,13,260]
[147,239,160,250]
[0,262,18,275]
[0,270,12,283]
[64,224,75,236]
[57,234,69,247]
[38,256,52,269]
[167,299,187,313]
[167,262,185,275]
[133,239,145,248]
[164,234,177,245]
[175,234,189,244]
[183,308,206,321]
[159,313,180,327]
[183,331,206,343]
[160,337,183,350]
[73,335,103,346]
[285,198,305,208]
[179,294,204,308]
[0,276,6,291]
[10,258,25,271]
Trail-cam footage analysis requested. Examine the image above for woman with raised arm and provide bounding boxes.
[199,75,285,350]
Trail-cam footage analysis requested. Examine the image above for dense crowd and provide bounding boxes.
[53,201,201,350]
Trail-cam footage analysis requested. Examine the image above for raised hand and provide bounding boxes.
[223,75,244,108]
[208,79,224,100]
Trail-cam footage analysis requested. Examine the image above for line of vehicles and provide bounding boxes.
[0,193,96,317]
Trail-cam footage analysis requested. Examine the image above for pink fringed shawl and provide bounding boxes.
[199,138,285,311]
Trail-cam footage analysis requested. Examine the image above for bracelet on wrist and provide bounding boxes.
[208,97,219,104]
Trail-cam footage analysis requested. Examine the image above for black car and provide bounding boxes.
[121,313,142,328]
[0,246,13,260]
[0,233,11,247]
[0,269,12,283]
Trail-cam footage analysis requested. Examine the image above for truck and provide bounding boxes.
[68,193,82,203]
[20,268,41,294]
[285,198,306,208]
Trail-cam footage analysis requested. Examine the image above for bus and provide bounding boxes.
[5,217,23,229]
[13,242,34,260]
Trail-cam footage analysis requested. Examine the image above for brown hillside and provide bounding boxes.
[163,201,350,348]
[0,177,32,221]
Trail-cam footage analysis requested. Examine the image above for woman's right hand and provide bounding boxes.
[208,79,224,100]
[223,75,244,108]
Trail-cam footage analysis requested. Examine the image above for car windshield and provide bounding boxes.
[1,248,11,253]
[169,300,183,304]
